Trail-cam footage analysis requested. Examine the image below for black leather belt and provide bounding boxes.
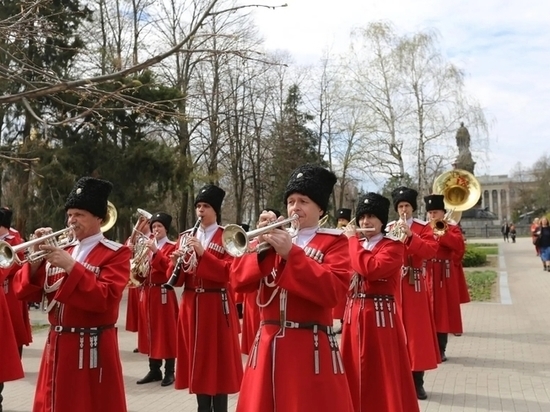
[351,293,394,300]
[51,324,115,334]
[184,287,226,293]
[261,320,332,334]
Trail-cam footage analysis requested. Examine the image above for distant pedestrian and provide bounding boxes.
[509,223,516,243]
[531,218,541,256]
[534,217,550,271]
[501,222,510,242]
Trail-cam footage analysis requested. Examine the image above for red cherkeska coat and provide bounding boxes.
[387,218,440,371]
[137,239,178,358]
[171,227,243,395]
[231,229,354,412]
[341,235,419,412]
[124,237,140,332]
[427,224,466,334]
[1,233,32,347]
[13,238,131,412]
[239,290,261,355]
[0,269,24,383]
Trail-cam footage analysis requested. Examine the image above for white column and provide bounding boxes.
[506,189,511,220]
[497,189,502,221]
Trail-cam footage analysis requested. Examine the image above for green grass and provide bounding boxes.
[31,324,50,333]
[465,270,498,301]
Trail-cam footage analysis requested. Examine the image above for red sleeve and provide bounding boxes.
[231,249,278,293]
[349,238,403,281]
[274,235,350,309]
[405,224,438,260]
[13,262,46,302]
[55,246,131,313]
[438,225,466,260]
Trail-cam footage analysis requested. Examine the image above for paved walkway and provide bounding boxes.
[3,237,550,411]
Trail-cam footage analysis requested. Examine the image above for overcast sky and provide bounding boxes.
[251,0,548,180]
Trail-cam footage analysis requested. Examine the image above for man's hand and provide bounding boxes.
[262,229,292,260]
[39,245,75,274]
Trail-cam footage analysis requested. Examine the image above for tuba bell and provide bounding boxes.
[101,201,118,233]
[432,169,481,216]
[430,169,479,235]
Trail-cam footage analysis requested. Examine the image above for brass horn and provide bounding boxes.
[222,214,299,258]
[101,201,118,233]
[432,169,481,216]
[0,226,77,269]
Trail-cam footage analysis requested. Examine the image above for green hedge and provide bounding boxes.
[463,248,487,267]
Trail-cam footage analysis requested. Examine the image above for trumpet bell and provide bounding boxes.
[432,169,481,213]
[101,201,118,233]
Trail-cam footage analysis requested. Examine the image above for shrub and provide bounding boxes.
[463,248,487,267]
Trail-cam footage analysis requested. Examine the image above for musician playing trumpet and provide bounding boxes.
[13,177,131,412]
[231,164,354,412]
[388,186,439,400]
[169,184,242,412]
[424,194,467,362]
[340,192,419,412]
[135,212,178,386]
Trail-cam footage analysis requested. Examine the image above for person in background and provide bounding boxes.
[501,221,510,242]
[333,207,352,334]
[170,184,243,412]
[424,194,466,362]
[340,192,419,412]
[135,212,178,386]
[534,217,550,271]
[531,217,541,256]
[125,214,152,352]
[231,164,354,412]
[509,223,516,243]
[0,211,25,412]
[388,187,440,400]
[0,207,32,357]
[13,176,131,411]
[237,210,281,356]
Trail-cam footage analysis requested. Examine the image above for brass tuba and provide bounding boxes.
[128,208,153,288]
[431,169,480,234]
[101,201,118,233]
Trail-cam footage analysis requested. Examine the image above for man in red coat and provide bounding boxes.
[135,212,178,386]
[332,207,352,334]
[425,195,467,361]
[125,213,152,347]
[13,177,131,412]
[388,186,439,400]
[231,164,354,412]
[170,184,243,412]
[0,259,24,412]
[341,192,419,412]
[0,207,32,357]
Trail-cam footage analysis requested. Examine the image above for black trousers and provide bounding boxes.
[196,394,228,412]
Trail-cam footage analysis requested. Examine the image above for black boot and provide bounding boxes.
[197,394,212,412]
[161,358,175,386]
[412,371,427,400]
[212,394,228,412]
[437,332,448,362]
[137,358,162,384]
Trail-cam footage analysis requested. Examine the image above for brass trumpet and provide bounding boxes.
[222,214,299,258]
[0,226,76,269]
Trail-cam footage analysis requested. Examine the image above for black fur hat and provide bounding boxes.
[0,207,13,228]
[337,208,352,222]
[64,177,113,219]
[194,184,225,217]
[356,193,390,227]
[150,212,172,232]
[265,208,281,218]
[424,194,446,212]
[283,164,337,216]
[391,186,418,212]
[240,223,250,232]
